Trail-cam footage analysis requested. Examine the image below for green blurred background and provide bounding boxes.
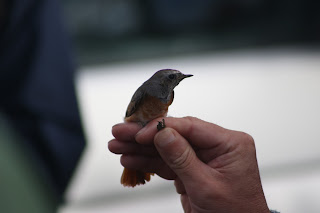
[61,0,320,66]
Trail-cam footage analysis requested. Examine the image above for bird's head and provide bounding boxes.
[151,69,193,90]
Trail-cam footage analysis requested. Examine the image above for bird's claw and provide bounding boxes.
[157,119,166,131]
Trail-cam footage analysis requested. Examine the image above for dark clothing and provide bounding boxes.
[0,0,86,198]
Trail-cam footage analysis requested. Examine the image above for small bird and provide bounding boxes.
[121,69,193,187]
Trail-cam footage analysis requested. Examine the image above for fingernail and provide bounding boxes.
[155,128,176,148]
[112,123,121,132]
[111,123,122,133]
[136,125,146,136]
[134,126,147,144]
[112,123,124,128]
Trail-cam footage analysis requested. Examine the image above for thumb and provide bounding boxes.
[154,128,204,185]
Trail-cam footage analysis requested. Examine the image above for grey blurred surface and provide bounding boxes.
[59,47,320,213]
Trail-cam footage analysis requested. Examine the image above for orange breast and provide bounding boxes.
[125,94,172,126]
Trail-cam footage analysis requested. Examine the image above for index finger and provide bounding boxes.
[135,116,229,149]
[112,122,142,142]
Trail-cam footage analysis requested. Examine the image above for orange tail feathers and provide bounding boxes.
[121,168,154,187]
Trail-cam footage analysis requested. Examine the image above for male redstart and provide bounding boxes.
[121,69,193,187]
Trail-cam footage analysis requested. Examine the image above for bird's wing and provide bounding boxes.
[125,87,145,118]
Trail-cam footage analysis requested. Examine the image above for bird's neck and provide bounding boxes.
[146,83,173,104]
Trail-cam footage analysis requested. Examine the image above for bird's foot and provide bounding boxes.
[157,119,166,131]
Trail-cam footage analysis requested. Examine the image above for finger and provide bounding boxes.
[112,122,142,141]
[181,194,191,213]
[154,128,209,186]
[136,117,229,149]
[120,155,176,180]
[108,139,159,156]
[174,178,186,194]
[195,144,229,164]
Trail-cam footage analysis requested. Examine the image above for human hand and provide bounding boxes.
[109,117,269,213]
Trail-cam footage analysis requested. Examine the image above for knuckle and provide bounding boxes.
[183,116,197,121]
[181,116,196,137]
[241,132,255,144]
[236,131,256,150]
[228,130,256,152]
[182,116,199,127]
[170,147,194,172]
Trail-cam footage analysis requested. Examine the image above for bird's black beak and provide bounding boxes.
[180,74,193,81]
[183,74,193,78]
[177,73,193,82]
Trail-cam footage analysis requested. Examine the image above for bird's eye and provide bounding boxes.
[168,74,175,79]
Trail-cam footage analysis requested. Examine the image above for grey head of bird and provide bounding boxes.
[143,69,193,102]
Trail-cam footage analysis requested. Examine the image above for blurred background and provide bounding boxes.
[1,0,320,213]
[63,0,320,66]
